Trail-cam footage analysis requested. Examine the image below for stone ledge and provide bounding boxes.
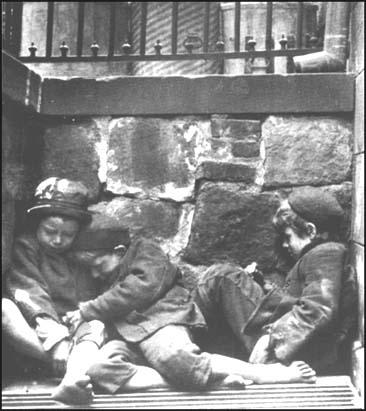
[40,74,355,116]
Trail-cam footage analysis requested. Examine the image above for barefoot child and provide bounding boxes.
[3,178,105,392]
[193,187,357,374]
[53,213,316,405]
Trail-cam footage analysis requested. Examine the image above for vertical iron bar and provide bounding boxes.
[171,2,178,54]
[234,2,240,52]
[296,2,304,49]
[203,2,210,52]
[265,2,273,50]
[140,2,147,55]
[265,2,273,73]
[76,2,85,57]
[108,2,116,57]
[46,2,54,58]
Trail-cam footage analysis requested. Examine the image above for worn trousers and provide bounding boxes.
[87,325,212,393]
[192,263,266,357]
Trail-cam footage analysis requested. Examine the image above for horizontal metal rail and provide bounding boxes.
[17,48,322,63]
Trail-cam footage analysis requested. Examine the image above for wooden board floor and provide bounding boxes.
[2,375,362,409]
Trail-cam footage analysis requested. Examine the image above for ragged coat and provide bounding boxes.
[79,237,206,343]
[244,241,357,372]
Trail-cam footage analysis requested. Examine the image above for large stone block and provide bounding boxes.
[41,117,110,200]
[231,140,260,158]
[89,197,181,243]
[183,182,280,269]
[211,117,261,140]
[196,160,257,183]
[263,116,353,188]
[352,154,364,245]
[354,72,364,154]
[106,117,212,202]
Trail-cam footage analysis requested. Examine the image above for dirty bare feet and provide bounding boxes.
[288,361,317,383]
[52,374,93,405]
[260,361,316,384]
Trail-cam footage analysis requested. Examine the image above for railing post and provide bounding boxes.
[234,2,241,52]
[3,2,23,57]
[108,2,116,57]
[171,2,178,55]
[46,2,54,58]
[140,2,147,55]
[76,2,85,57]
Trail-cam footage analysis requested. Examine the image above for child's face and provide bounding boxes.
[74,249,123,280]
[281,227,312,260]
[36,216,80,253]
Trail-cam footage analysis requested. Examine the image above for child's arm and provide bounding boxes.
[78,238,178,322]
[6,237,61,323]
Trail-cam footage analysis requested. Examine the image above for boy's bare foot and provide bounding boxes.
[52,375,93,405]
[274,361,317,384]
[221,374,254,388]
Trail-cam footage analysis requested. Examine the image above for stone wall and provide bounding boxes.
[38,113,353,289]
[349,1,364,400]
[2,99,44,271]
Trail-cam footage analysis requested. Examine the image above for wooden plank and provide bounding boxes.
[40,73,354,116]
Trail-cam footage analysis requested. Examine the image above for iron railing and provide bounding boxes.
[2,2,324,73]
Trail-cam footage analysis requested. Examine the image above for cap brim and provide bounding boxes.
[27,204,92,223]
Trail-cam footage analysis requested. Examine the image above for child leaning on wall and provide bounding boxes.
[193,187,358,375]
[2,177,105,387]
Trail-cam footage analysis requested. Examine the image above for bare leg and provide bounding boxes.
[2,298,48,362]
[122,365,171,391]
[210,354,316,384]
[52,341,98,405]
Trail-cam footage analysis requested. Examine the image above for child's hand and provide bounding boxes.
[63,309,83,332]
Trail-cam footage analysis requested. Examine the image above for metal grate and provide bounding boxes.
[2,376,362,409]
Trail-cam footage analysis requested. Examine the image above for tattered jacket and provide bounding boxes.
[244,241,357,371]
[6,234,98,325]
[79,237,206,343]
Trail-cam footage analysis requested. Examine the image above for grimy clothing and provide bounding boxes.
[5,233,100,350]
[79,237,206,342]
[79,237,211,390]
[194,241,356,373]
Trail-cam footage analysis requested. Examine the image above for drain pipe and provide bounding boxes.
[293,2,351,73]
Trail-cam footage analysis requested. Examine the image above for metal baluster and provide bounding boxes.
[296,2,304,49]
[171,2,178,55]
[265,2,273,73]
[108,2,116,57]
[154,40,162,55]
[59,41,69,57]
[76,2,85,57]
[90,41,99,57]
[28,42,37,57]
[234,2,240,52]
[140,2,147,55]
[46,2,54,58]
[203,2,210,53]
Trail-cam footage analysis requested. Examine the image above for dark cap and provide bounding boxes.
[288,187,344,230]
[73,212,130,251]
[27,177,91,223]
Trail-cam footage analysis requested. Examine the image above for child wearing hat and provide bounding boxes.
[3,178,105,389]
[53,212,316,405]
[193,187,357,374]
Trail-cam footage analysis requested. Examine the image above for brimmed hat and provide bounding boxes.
[288,187,344,230]
[73,212,130,251]
[27,177,91,223]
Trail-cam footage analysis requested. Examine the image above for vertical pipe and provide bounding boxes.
[108,2,116,57]
[76,2,85,57]
[171,2,178,55]
[4,2,11,50]
[140,2,147,55]
[46,2,54,58]
[234,2,240,52]
[296,2,304,49]
[203,2,210,53]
